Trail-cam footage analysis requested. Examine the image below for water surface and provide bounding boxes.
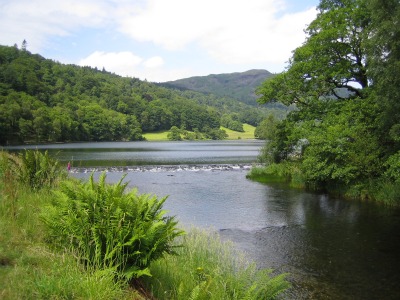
[5,141,400,299]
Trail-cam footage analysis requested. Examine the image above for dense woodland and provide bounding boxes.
[254,0,400,203]
[0,46,284,145]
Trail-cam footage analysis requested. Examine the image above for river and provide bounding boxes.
[5,140,400,299]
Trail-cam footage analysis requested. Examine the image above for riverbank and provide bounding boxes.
[0,150,289,299]
[247,162,400,206]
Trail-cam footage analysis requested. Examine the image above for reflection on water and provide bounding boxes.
[5,141,400,299]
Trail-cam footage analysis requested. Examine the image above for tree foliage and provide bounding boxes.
[256,0,400,200]
[0,45,231,144]
[0,44,289,145]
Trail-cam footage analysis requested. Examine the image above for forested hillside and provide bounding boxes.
[161,69,276,106]
[0,45,281,145]
[251,0,400,205]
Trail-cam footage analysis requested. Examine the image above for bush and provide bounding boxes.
[167,126,182,141]
[41,172,184,280]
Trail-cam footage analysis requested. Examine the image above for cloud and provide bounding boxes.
[78,51,185,82]
[79,51,143,75]
[117,0,317,68]
[0,0,112,52]
[143,56,164,68]
[0,0,318,80]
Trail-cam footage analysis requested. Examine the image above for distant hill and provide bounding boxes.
[160,69,274,106]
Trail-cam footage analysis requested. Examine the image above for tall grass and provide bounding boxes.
[247,162,305,189]
[1,149,66,191]
[0,152,142,299]
[41,172,184,280]
[144,228,290,300]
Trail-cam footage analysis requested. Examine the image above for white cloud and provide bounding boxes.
[0,0,112,52]
[78,51,186,82]
[143,56,164,68]
[79,51,143,75]
[0,0,318,80]
[116,0,317,68]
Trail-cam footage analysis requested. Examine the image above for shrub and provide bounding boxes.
[41,172,184,280]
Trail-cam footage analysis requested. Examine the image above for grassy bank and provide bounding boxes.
[143,124,256,141]
[0,150,289,299]
[247,162,400,206]
[247,162,306,190]
[0,183,138,299]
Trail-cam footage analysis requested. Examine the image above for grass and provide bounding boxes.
[143,124,256,141]
[142,131,169,141]
[143,227,290,300]
[222,124,256,140]
[247,162,305,189]
[0,151,143,299]
[0,187,142,300]
[0,150,289,299]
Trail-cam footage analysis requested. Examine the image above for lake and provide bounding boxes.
[5,140,400,299]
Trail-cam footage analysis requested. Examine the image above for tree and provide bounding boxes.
[367,0,400,156]
[255,0,397,193]
[21,40,27,52]
[254,114,278,140]
[257,0,370,108]
[221,113,244,132]
[167,126,182,141]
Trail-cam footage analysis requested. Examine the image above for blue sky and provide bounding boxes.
[0,0,319,82]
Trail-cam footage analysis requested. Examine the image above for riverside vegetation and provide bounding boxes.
[0,149,289,299]
[248,0,400,206]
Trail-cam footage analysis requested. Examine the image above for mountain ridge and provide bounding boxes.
[159,69,274,106]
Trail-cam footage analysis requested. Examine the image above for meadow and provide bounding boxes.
[143,124,256,141]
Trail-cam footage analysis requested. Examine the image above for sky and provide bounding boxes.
[0,0,319,82]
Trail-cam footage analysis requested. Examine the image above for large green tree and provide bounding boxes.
[258,0,370,107]
[256,0,400,196]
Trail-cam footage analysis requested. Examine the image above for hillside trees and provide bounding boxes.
[221,113,244,132]
[0,45,226,144]
[256,0,399,198]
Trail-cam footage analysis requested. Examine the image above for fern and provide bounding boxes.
[41,172,184,279]
[14,149,65,190]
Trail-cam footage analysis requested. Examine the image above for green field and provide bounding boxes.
[222,124,256,139]
[142,131,169,141]
[143,124,256,141]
